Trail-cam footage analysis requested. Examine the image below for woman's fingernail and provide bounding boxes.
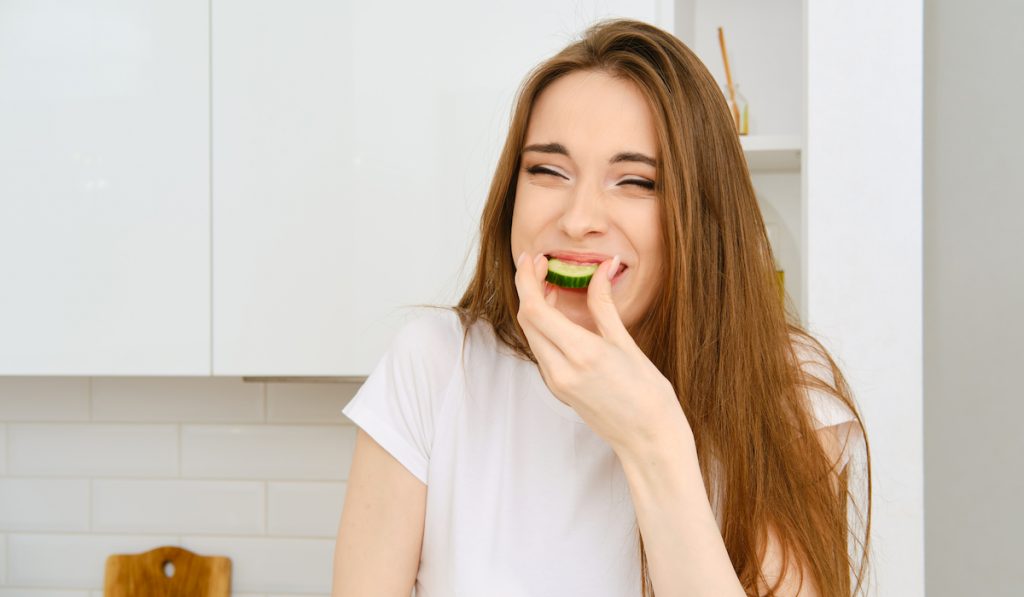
[517,252,526,267]
[607,254,621,280]
[534,254,545,268]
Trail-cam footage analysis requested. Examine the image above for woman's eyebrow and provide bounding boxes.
[522,142,657,168]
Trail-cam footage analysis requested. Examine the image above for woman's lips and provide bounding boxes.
[544,254,629,276]
[546,251,616,264]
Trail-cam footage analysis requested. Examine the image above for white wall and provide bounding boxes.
[805,1,924,594]
[924,0,1024,595]
[0,377,360,595]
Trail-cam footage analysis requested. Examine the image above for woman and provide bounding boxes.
[333,18,871,597]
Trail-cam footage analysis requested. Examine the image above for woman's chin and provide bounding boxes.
[548,290,597,326]
[548,283,631,331]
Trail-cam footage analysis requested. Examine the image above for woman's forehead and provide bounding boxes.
[525,71,658,161]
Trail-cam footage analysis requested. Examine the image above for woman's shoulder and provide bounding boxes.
[390,306,517,373]
[392,306,465,349]
[787,331,867,479]
[788,330,859,430]
[380,307,468,387]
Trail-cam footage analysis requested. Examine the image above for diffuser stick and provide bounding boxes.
[717,26,741,131]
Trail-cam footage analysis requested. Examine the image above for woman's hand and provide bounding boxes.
[514,252,691,455]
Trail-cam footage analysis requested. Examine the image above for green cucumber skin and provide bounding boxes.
[546,269,593,288]
[545,258,598,289]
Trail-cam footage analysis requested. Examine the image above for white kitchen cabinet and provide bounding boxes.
[0,0,210,375]
[211,0,668,376]
[0,0,807,377]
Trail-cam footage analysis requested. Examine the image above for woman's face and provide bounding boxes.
[510,69,663,336]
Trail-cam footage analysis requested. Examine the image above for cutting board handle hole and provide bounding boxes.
[162,560,175,578]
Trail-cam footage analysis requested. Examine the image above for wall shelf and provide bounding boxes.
[740,134,802,171]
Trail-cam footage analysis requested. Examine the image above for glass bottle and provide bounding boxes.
[723,83,750,135]
[765,222,785,304]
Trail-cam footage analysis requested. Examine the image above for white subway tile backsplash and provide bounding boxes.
[267,482,346,537]
[0,479,89,531]
[93,479,264,535]
[0,378,89,421]
[181,536,333,594]
[91,377,263,422]
[7,424,177,477]
[7,533,177,588]
[266,382,358,424]
[181,425,356,480]
[0,378,365,594]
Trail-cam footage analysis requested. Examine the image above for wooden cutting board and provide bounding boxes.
[104,545,231,597]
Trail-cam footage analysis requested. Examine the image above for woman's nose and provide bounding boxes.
[557,181,608,238]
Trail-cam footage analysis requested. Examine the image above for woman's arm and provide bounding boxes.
[616,408,748,597]
[755,521,821,596]
[332,428,426,597]
[617,407,845,597]
[753,422,857,596]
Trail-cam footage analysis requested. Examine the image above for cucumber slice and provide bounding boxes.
[545,257,599,289]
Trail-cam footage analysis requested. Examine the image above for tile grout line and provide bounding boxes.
[0,586,114,595]
[88,477,93,532]
[262,382,267,423]
[178,422,183,478]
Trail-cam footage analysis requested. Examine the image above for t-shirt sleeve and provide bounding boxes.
[792,336,865,474]
[341,309,463,485]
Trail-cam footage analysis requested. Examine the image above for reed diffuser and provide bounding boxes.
[717,27,749,135]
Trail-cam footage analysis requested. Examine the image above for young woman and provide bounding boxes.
[333,18,871,597]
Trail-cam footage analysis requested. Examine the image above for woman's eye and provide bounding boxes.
[525,165,653,190]
[525,165,566,179]
[621,178,655,190]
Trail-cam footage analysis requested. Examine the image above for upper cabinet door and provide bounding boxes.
[0,0,210,375]
[212,0,665,376]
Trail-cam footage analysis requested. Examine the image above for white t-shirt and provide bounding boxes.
[341,308,863,597]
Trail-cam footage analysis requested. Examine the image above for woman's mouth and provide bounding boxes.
[544,254,629,277]
[545,262,629,294]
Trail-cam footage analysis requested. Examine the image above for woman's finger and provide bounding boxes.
[515,252,572,374]
[515,253,597,358]
[585,256,635,348]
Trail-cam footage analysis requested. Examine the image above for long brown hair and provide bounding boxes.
[420,17,871,596]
